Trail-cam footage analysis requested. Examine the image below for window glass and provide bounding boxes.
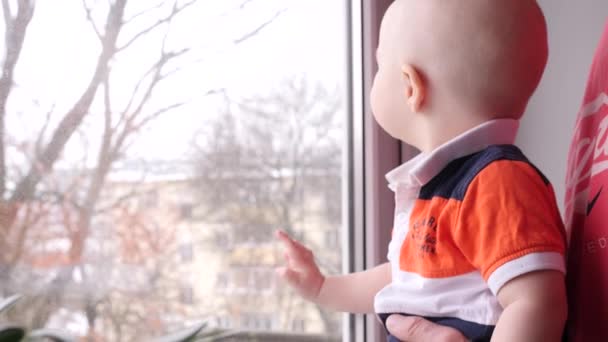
[0,0,349,340]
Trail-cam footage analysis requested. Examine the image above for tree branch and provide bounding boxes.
[239,0,256,10]
[132,102,186,132]
[58,73,120,294]
[10,0,127,203]
[117,27,189,118]
[2,0,11,26]
[116,0,197,52]
[115,46,190,147]
[34,104,55,159]
[233,9,285,44]
[8,201,45,264]
[0,0,36,198]
[81,0,103,41]
[95,186,139,214]
[80,75,116,224]
[103,74,113,148]
[122,1,163,24]
[114,64,157,129]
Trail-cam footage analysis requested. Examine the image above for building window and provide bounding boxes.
[179,286,194,305]
[216,316,232,329]
[260,316,273,331]
[178,243,194,263]
[234,271,249,289]
[215,233,231,249]
[142,190,158,209]
[216,273,229,289]
[252,268,273,291]
[324,230,339,249]
[292,318,306,333]
[241,313,273,331]
[179,204,193,219]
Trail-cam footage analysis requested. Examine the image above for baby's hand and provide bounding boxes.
[275,230,325,302]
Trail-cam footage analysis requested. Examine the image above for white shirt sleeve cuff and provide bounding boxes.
[487,252,566,295]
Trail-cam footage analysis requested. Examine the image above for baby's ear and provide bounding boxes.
[401,64,425,112]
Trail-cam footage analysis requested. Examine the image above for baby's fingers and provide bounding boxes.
[275,230,314,267]
[276,266,301,288]
[275,230,298,248]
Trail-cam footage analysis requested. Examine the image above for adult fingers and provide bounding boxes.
[386,315,468,342]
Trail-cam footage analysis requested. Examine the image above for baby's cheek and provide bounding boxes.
[370,77,381,113]
[371,77,392,117]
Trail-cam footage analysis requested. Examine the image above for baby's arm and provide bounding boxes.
[275,230,391,314]
[492,270,567,342]
[317,261,391,313]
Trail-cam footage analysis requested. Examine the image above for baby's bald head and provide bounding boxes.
[378,0,548,119]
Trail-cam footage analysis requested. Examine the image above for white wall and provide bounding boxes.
[518,1,607,213]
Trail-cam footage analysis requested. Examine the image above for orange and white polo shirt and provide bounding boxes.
[374,119,567,330]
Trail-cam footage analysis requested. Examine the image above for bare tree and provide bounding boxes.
[89,200,189,341]
[195,78,342,236]
[0,0,282,337]
[0,0,35,197]
[192,78,343,335]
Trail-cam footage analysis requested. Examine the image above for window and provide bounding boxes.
[215,316,232,329]
[179,203,193,220]
[234,270,249,289]
[216,272,229,288]
[215,232,232,248]
[224,267,275,294]
[325,230,340,249]
[252,268,274,291]
[241,313,274,331]
[1,0,352,340]
[178,242,194,263]
[141,190,159,209]
[292,318,307,333]
[179,286,194,305]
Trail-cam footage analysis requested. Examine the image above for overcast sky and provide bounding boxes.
[4,0,349,166]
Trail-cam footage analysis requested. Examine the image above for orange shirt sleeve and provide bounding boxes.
[453,160,567,281]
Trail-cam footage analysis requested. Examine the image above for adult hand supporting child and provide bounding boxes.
[386,315,468,342]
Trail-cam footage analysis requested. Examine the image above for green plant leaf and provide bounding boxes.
[0,324,26,342]
[28,328,76,342]
[0,295,22,315]
[152,321,208,342]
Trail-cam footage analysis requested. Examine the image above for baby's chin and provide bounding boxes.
[388,130,415,147]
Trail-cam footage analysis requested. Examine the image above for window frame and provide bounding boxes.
[345,0,417,341]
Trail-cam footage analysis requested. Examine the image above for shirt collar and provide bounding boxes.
[386,119,520,190]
